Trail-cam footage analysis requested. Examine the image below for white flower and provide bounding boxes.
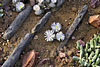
[16,2,25,12]
[56,31,65,41]
[38,0,44,3]
[12,0,20,5]
[44,30,55,41]
[49,3,56,7]
[51,22,61,32]
[51,0,57,3]
[33,5,40,11]
[35,10,43,15]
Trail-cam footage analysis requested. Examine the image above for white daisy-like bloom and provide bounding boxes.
[44,30,55,41]
[12,0,20,5]
[51,0,57,3]
[56,31,65,41]
[51,22,61,32]
[38,0,44,3]
[49,3,56,7]
[35,10,43,15]
[33,5,40,11]
[16,2,25,12]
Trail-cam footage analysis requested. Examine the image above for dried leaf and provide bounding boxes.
[89,15,100,29]
[22,50,39,67]
[90,0,100,8]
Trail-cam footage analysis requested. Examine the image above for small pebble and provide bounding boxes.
[65,20,67,22]
[60,48,64,52]
[72,7,77,12]
[59,52,66,58]
[72,36,75,39]
[34,35,38,39]
[67,51,73,56]
[0,47,2,51]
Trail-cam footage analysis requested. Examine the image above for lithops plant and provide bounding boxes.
[12,0,20,5]
[49,0,57,7]
[44,30,55,41]
[51,22,61,32]
[73,34,100,67]
[33,5,43,15]
[56,31,65,41]
[16,2,25,12]
[33,0,58,15]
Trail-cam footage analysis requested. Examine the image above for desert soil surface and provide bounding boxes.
[0,0,100,67]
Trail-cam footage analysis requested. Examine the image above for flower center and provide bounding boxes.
[36,8,39,11]
[48,34,51,37]
[56,26,58,28]
[60,35,62,37]
[20,5,22,7]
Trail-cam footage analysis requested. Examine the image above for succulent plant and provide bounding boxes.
[44,30,55,41]
[33,0,58,15]
[56,31,65,41]
[49,3,56,7]
[51,22,61,32]
[16,2,25,12]
[51,0,57,3]
[12,0,20,5]
[38,0,44,3]
[73,34,100,67]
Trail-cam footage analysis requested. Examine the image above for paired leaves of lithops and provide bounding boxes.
[73,34,100,67]
[33,0,58,15]
[16,2,25,12]
[44,22,65,41]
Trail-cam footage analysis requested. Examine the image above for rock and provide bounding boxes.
[67,50,73,56]
[30,0,35,6]
[60,48,64,52]
[34,35,38,39]
[78,40,85,46]
[90,0,100,8]
[22,50,39,67]
[39,58,50,65]
[59,52,66,58]
[0,47,2,51]
[49,65,54,67]
[72,36,75,39]
[72,7,77,12]
[89,15,100,29]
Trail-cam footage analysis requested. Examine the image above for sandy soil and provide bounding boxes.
[0,0,100,67]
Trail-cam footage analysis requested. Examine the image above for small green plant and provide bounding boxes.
[73,34,100,67]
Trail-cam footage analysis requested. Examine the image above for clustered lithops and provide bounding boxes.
[44,22,65,42]
[33,0,58,15]
[12,0,25,12]
[73,34,100,67]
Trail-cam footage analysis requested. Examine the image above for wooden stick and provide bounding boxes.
[2,12,51,67]
[57,5,88,51]
[2,6,32,40]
